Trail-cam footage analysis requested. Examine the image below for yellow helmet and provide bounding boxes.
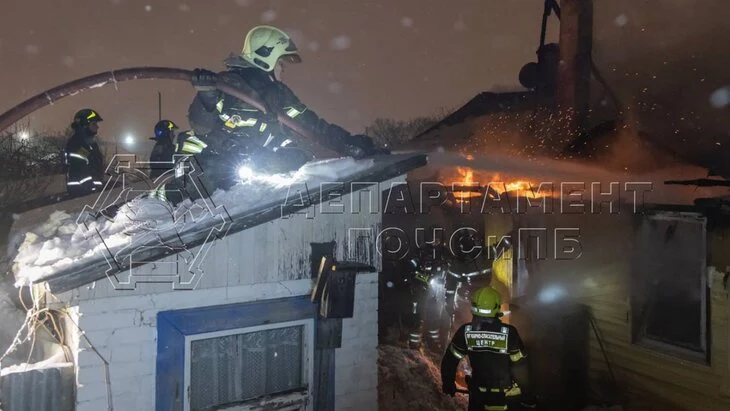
[470,286,502,318]
[241,25,302,72]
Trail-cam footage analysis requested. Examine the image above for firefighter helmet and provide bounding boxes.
[470,286,502,317]
[154,120,179,138]
[72,108,103,127]
[241,25,302,72]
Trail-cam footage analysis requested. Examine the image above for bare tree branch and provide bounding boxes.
[365,111,447,149]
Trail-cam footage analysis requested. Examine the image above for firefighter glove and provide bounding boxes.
[191,68,218,91]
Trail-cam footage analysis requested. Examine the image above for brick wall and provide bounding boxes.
[71,273,378,411]
[335,272,379,411]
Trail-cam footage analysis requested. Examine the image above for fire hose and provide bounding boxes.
[0,67,339,158]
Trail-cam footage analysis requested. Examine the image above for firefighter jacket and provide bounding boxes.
[174,131,208,156]
[441,317,527,390]
[447,251,492,283]
[187,61,355,156]
[407,243,450,288]
[148,138,177,180]
[65,130,104,195]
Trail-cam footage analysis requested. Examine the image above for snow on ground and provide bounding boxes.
[378,344,467,411]
[10,157,374,286]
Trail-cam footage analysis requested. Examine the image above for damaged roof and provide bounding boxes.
[10,153,427,293]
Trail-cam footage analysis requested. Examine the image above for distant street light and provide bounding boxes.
[124,134,135,148]
[18,131,30,140]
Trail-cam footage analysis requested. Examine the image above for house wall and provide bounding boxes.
[489,205,730,410]
[46,181,397,411]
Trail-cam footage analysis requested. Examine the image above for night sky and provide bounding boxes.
[0,0,558,153]
[0,0,727,164]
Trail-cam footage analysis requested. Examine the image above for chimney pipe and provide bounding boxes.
[557,0,594,136]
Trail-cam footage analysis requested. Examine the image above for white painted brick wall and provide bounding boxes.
[70,277,353,410]
[335,272,378,411]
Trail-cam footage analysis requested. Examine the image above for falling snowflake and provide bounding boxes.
[308,41,320,52]
[179,4,190,12]
[145,5,152,12]
[709,87,730,108]
[614,14,628,27]
[261,9,276,23]
[327,82,343,94]
[234,0,251,7]
[25,44,40,55]
[401,17,414,28]
[454,19,466,31]
[330,35,351,50]
[62,56,75,67]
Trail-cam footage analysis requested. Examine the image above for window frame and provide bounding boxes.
[630,210,710,364]
[183,319,315,411]
[156,295,321,411]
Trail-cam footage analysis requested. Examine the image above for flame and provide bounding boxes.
[446,167,545,203]
[453,166,481,202]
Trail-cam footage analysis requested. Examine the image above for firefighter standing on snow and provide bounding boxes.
[65,108,105,197]
[441,286,536,410]
[184,25,383,193]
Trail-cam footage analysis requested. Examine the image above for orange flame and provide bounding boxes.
[453,167,481,202]
[446,167,545,202]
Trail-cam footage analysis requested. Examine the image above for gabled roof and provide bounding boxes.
[11,153,427,293]
[415,91,535,139]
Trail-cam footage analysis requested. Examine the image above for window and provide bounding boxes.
[156,297,321,411]
[630,211,709,363]
[184,319,314,411]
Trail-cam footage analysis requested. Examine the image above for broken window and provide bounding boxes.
[630,212,708,362]
[187,319,313,411]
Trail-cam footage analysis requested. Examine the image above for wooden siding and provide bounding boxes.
[486,205,730,410]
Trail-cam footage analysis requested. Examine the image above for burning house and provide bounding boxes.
[377,1,730,410]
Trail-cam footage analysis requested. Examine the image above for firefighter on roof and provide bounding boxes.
[148,120,179,180]
[185,25,384,192]
[147,120,184,205]
[441,286,536,410]
[65,108,105,197]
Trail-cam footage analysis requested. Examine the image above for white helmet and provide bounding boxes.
[241,25,302,72]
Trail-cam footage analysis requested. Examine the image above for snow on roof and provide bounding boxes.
[10,154,427,292]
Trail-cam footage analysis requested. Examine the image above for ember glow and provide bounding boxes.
[444,166,547,203]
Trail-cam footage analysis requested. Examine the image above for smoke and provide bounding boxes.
[592,0,730,171]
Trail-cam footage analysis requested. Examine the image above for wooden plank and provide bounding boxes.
[312,348,335,411]
[315,318,342,349]
[590,344,718,389]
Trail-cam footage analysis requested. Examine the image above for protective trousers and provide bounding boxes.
[404,284,446,349]
[468,384,529,411]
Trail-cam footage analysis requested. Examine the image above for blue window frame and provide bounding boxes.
[156,295,327,411]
